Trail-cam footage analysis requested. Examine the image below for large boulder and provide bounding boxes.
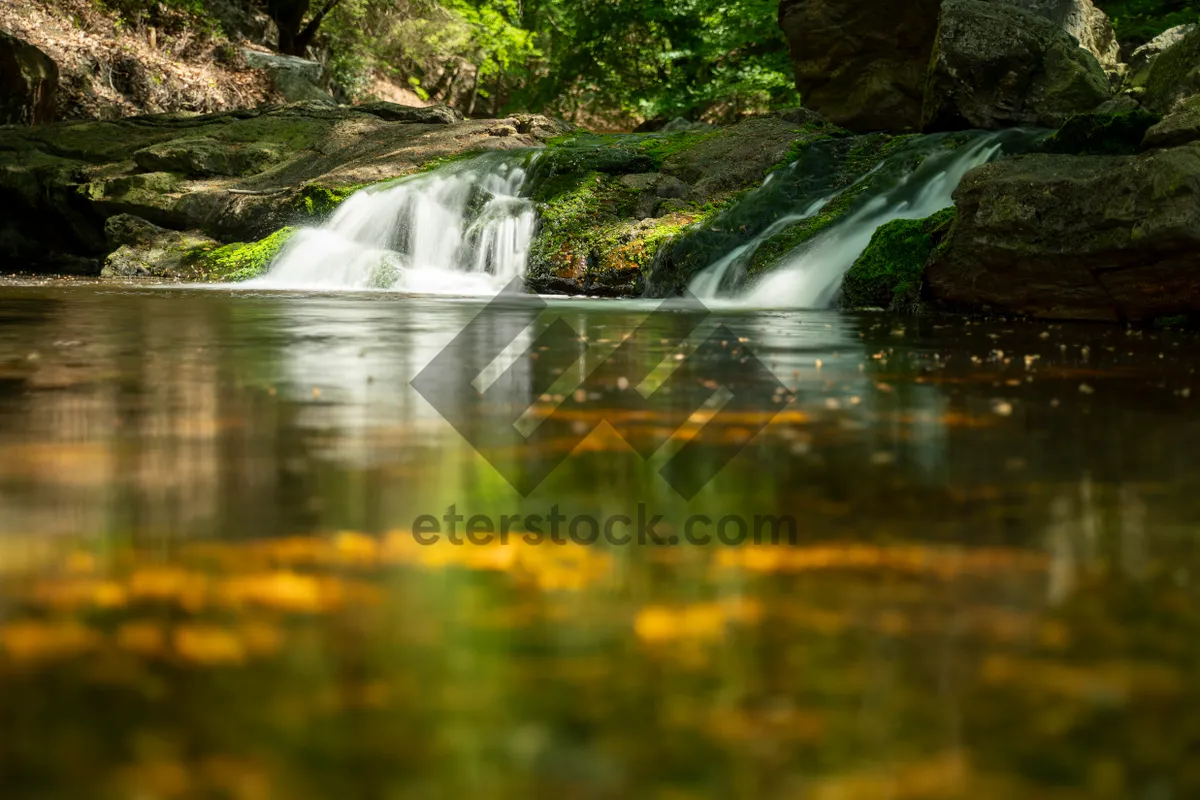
[1143,24,1200,114]
[242,49,333,105]
[997,0,1121,79]
[926,143,1200,321]
[1143,94,1200,149]
[101,215,219,279]
[1128,24,1196,90]
[923,0,1112,130]
[0,31,57,125]
[777,0,943,132]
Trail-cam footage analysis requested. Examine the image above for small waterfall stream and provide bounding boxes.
[684,129,1044,308]
[254,130,1043,306]
[255,150,539,294]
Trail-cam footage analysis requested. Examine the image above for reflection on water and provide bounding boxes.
[2,285,1200,798]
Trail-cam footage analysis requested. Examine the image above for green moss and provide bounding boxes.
[1152,313,1197,329]
[188,227,298,282]
[215,114,329,151]
[840,208,956,312]
[527,170,706,285]
[1043,109,1162,155]
[418,149,486,174]
[291,184,361,218]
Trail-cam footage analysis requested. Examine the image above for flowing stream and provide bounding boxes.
[256,150,539,294]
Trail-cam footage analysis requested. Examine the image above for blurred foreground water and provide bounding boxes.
[1,284,1199,799]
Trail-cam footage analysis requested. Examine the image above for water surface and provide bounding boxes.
[1,283,1198,799]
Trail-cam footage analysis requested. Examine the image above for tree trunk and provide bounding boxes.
[268,0,310,56]
[266,0,341,57]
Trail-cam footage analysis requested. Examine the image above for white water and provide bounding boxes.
[253,153,537,294]
[690,132,1015,308]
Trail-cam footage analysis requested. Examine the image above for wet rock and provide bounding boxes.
[841,207,956,312]
[1128,24,1196,89]
[778,0,943,132]
[0,31,57,125]
[923,0,1111,131]
[101,215,218,278]
[926,143,1200,321]
[1143,95,1200,149]
[1143,24,1200,114]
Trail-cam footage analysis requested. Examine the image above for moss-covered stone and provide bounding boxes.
[526,169,706,295]
[841,208,956,311]
[525,118,838,296]
[1144,24,1200,114]
[1143,95,1200,149]
[101,215,221,279]
[924,0,1112,132]
[132,138,285,178]
[188,227,298,282]
[1043,109,1162,155]
[290,184,360,218]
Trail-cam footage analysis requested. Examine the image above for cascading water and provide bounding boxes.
[684,129,1046,308]
[254,150,539,294]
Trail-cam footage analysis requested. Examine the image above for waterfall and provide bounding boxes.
[254,151,539,294]
[686,130,1044,308]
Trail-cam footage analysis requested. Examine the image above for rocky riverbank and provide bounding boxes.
[2,0,1200,323]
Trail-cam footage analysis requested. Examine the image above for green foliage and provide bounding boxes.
[841,208,957,312]
[318,0,794,124]
[513,0,794,123]
[95,0,798,125]
[98,0,222,35]
[1043,109,1163,155]
[1096,1,1200,46]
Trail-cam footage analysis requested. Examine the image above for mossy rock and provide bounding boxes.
[841,208,956,312]
[1143,95,1200,149]
[290,183,361,218]
[132,138,286,178]
[101,215,220,279]
[1144,25,1200,114]
[1043,109,1162,155]
[527,169,703,294]
[188,227,298,282]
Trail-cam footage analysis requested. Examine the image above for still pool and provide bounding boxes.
[1,283,1198,798]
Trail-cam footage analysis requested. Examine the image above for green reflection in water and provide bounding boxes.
[0,285,1198,798]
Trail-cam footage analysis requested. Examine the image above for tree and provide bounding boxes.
[266,0,344,56]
